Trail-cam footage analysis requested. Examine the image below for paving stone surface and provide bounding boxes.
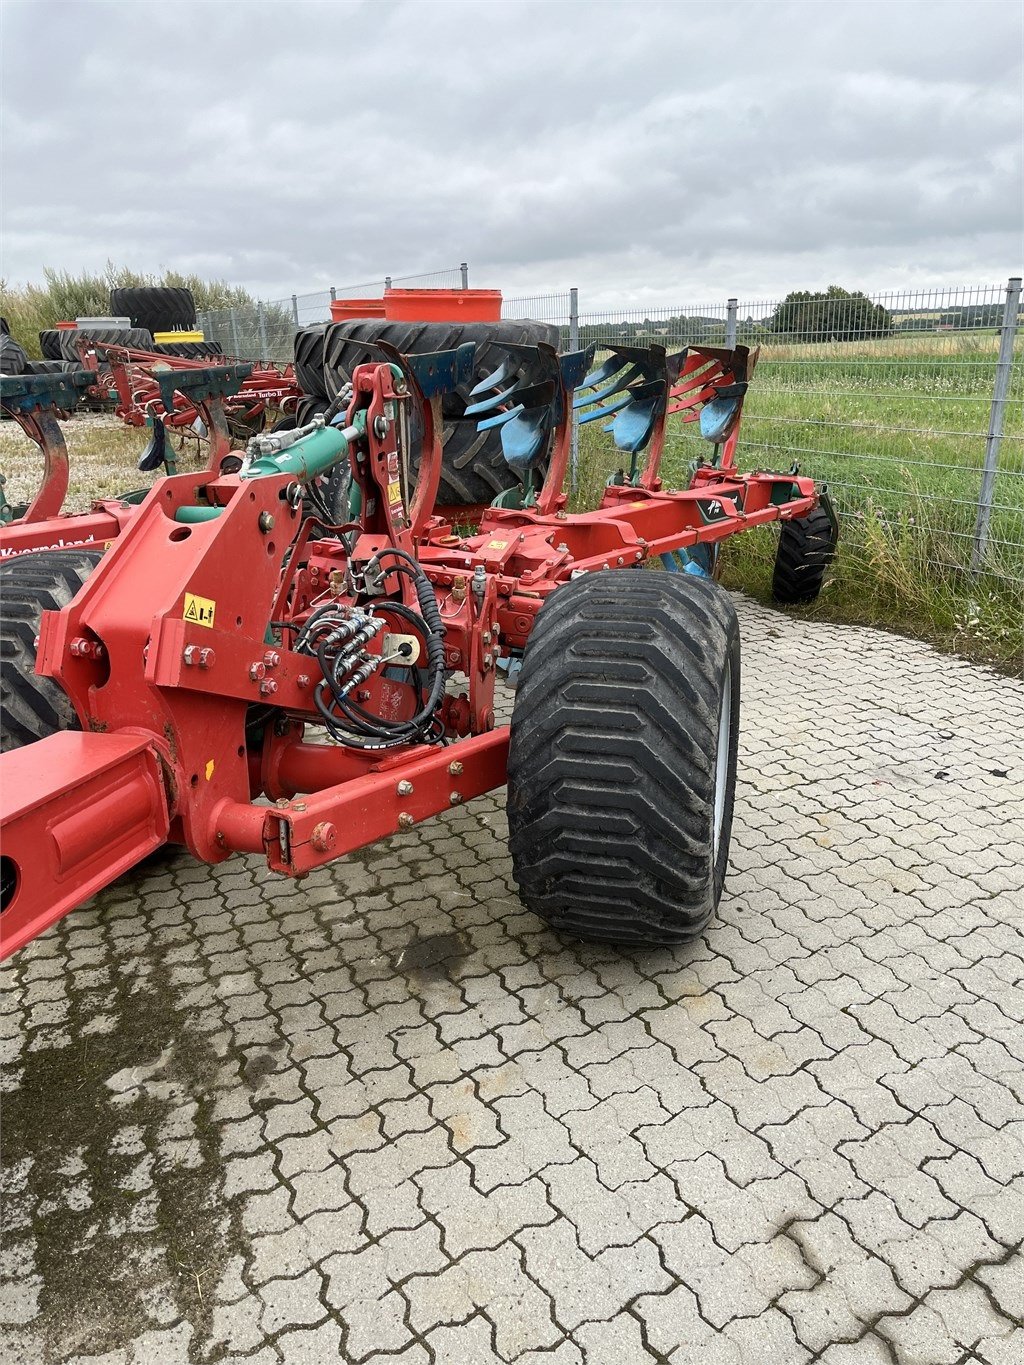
[2,597,1023,1364]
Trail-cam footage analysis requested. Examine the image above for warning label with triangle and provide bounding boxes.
[183,592,216,628]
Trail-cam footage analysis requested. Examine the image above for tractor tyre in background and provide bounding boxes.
[109,287,197,334]
[0,549,102,752]
[58,327,155,361]
[507,572,741,946]
[772,504,838,605]
[322,318,560,416]
[152,341,224,360]
[294,326,331,400]
[294,395,330,427]
[1,332,28,375]
[38,330,64,360]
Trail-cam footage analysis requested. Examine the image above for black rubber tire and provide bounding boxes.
[24,359,68,375]
[0,549,102,752]
[0,333,28,375]
[322,318,560,415]
[295,396,330,427]
[423,420,516,507]
[38,329,64,360]
[322,318,559,507]
[109,286,196,333]
[294,325,330,399]
[58,327,154,361]
[507,571,741,946]
[772,505,838,605]
[152,341,224,360]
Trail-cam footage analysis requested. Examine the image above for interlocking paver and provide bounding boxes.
[3,598,1023,1363]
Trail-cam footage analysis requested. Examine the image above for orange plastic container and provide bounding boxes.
[330,298,386,321]
[383,288,502,322]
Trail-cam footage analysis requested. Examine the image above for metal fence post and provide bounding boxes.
[229,307,241,359]
[257,303,268,359]
[971,275,1021,572]
[569,287,580,495]
[726,297,738,349]
[291,295,299,327]
[461,262,469,290]
[385,277,392,291]
[330,287,337,303]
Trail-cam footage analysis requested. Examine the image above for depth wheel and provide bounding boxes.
[772,504,838,604]
[507,571,740,946]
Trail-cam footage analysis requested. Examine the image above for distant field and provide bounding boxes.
[575,332,1024,672]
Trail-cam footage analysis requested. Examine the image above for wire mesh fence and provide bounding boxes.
[197,272,1022,587]
[196,266,468,360]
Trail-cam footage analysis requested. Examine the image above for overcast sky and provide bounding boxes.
[1,0,1021,310]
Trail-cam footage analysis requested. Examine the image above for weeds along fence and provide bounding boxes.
[201,276,1023,592]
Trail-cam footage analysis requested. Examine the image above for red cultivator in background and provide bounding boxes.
[0,343,301,559]
[0,338,837,959]
[86,340,300,441]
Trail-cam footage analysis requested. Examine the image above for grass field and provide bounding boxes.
[576,332,1023,674]
[2,332,1021,674]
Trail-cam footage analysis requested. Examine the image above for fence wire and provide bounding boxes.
[198,273,1022,587]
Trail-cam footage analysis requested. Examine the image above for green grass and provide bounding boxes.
[3,332,1021,675]
[574,332,1024,676]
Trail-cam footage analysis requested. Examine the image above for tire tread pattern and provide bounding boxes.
[507,572,740,946]
[772,506,838,604]
[0,550,102,751]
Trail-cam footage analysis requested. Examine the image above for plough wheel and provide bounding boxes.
[507,572,740,946]
[0,549,101,752]
[772,504,838,605]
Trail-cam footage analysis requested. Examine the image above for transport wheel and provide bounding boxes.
[109,286,197,333]
[772,504,838,605]
[0,549,102,752]
[507,571,740,946]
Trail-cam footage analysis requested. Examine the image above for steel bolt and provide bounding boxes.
[483,653,493,669]
[482,631,492,645]
[249,661,266,681]
[182,644,198,666]
[398,812,414,829]
[616,556,624,565]
[263,650,280,668]
[449,791,463,805]
[259,678,278,697]
[310,821,337,853]
[258,511,275,533]
[297,673,310,689]
[397,780,414,797]
[198,648,216,669]
[448,760,464,777]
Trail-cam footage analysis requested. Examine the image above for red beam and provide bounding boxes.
[214,728,510,874]
[0,732,169,959]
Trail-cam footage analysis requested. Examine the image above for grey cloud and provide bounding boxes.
[1,0,1020,309]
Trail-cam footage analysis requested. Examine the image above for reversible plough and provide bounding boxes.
[0,338,836,958]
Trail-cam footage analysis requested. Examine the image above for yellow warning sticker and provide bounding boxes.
[486,539,509,550]
[205,759,216,781]
[183,592,216,628]
[387,479,403,507]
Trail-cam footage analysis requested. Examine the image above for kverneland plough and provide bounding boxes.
[0,339,837,958]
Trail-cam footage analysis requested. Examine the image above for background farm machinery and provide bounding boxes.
[0,332,837,960]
